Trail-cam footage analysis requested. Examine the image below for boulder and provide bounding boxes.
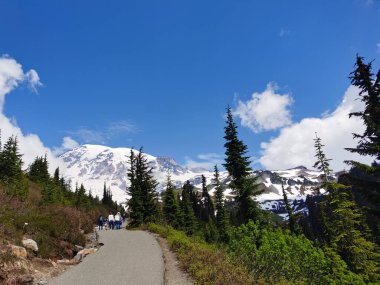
[9,245,27,258]
[22,238,38,252]
[73,253,83,263]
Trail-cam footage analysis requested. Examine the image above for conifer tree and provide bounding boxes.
[313,133,332,183]
[28,155,50,184]
[0,136,23,184]
[127,148,159,225]
[343,55,380,244]
[163,172,180,228]
[181,181,197,234]
[75,183,86,209]
[314,136,379,281]
[0,136,27,198]
[223,106,263,224]
[345,55,380,166]
[54,167,60,185]
[281,180,297,234]
[213,165,229,242]
[200,175,215,223]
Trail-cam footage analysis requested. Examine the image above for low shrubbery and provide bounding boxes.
[147,223,258,285]
[0,187,101,259]
[227,221,367,285]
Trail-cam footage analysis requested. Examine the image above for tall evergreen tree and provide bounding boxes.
[313,133,332,183]
[127,148,160,226]
[180,181,197,234]
[200,175,215,223]
[53,167,60,185]
[28,155,50,184]
[343,55,380,244]
[75,183,86,209]
[0,136,27,198]
[163,172,180,228]
[281,180,297,234]
[0,136,23,184]
[314,136,379,281]
[213,165,229,242]
[223,106,263,224]
[345,55,380,166]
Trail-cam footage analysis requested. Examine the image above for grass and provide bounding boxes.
[147,223,260,285]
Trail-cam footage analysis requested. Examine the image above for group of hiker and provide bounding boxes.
[97,212,125,230]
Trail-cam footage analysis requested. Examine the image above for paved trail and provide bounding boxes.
[49,230,164,285]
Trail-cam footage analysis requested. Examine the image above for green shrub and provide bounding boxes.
[148,223,257,285]
[227,221,366,285]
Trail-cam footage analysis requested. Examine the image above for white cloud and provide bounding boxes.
[107,120,137,136]
[53,136,80,155]
[377,42,380,53]
[259,85,373,171]
[0,55,64,173]
[68,121,137,145]
[234,82,293,132]
[69,128,106,144]
[185,153,224,171]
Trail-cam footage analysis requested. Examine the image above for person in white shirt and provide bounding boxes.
[108,213,115,230]
[115,212,121,230]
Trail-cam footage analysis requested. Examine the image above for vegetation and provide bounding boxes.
[0,133,120,261]
[148,223,257,285]
[127,148,161,226]
[223,107,263,225]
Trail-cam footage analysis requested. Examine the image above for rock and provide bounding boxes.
[17,273,33,284]
[37,280,48,285]
[75,244,84,251]
[9,245,27,258]
[57,259,78,265]
[78,248,97,256]
[73,253,83,263]
[22,238,38,252]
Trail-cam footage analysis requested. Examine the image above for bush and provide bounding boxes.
[227,221,366,285]
[148,223,258,285]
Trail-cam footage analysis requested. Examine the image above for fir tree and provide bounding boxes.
[343,55,380,244]
[0,136,23,184]
[28,155,50,184]
[127,148,159,226]
[213,165,229,242]
[223,106,263,224]
[163,172,180,228]
[281,180,297,234]
[313,133,332,183]
[0,136,27,198]
[53,167,60,185]
[345,55,380,165]
[75,183,86,209]
[200,175,215,223]
[314,136,379,281]
[181,181,197,234]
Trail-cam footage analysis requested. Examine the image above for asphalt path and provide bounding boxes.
[48,230,164,285]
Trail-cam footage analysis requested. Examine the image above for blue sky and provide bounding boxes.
[0,0,379,171]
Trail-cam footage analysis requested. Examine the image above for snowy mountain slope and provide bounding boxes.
[60,145,222,203]
[60,145,331,218]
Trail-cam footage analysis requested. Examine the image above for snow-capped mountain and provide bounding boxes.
[60,145,226,203]
[60,145,331,218]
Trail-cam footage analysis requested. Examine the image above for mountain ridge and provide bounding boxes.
[60,144,329,218]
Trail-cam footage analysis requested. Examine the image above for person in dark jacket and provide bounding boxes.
[97,215,104,230]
